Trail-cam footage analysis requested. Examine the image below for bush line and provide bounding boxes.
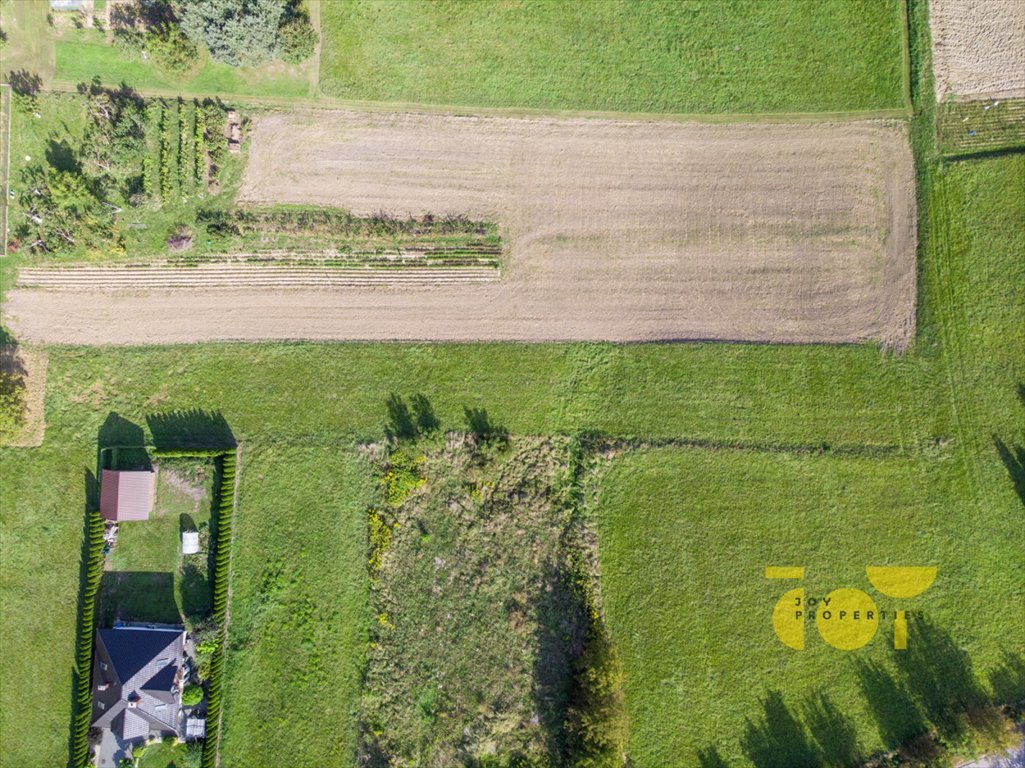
[201,451,237,768]
[151,448,233,458]
[69,510,105,768]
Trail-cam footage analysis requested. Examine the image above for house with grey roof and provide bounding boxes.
[91,625,186,759]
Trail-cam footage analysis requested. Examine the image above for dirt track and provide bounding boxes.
[4,111,917,347]
[930,0,1025,101]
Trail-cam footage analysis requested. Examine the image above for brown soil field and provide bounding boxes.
[4,111,917,347]
[930,0,1025,102]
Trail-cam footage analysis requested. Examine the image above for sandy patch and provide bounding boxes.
[930,0,1025,101]
[4,111,917,347]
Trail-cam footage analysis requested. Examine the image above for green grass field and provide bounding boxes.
[1,1,1023,766]
[218,445,374,766]
[319,0,907,114]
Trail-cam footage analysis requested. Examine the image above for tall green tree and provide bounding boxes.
[178,0,286,66]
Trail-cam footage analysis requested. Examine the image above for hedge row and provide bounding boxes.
[151,448,232,458]
[201,451,237,768]
[70,510,105,768]
[199,207,497,239]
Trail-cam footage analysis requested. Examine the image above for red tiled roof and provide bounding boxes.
[100,470,155,521]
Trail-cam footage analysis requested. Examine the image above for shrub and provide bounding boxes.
[368,509,397,578]
[182,683,204,707]
[0,367,27,442]
[146,23,202,79]
[278,14,317,64]
[380,449,425,507]
[564,625,628,768]
[185,741,203,768]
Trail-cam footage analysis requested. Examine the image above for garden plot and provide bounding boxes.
[4,111,917,348]
[929,0,1025,101]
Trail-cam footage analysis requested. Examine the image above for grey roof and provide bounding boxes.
[186,717,206,740]
[92,626,184,741]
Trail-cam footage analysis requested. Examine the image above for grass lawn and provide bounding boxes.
[218,445,375,767]
[0,0,56,80]
[135,737,200,768]
[53,28,313,100]
[594,446,1022,766]
[320,0,906,114]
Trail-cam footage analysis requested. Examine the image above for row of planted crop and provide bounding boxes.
[143,100,219,204]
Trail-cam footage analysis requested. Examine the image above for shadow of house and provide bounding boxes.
[98,572,178,627]
[740,691,821,768]
[98,413,151,471]
[146,410,236,452]
[178,562,210,627]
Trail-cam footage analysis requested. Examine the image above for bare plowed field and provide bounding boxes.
[4,112,916,347]
[930,0,1025,101]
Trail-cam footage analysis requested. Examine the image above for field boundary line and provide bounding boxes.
[0,83,12,257]
[899,0,915,117]
[45,80,911,125]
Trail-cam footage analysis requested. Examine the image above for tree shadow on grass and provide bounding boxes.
[854,658,929,749]
[146,409,236,451]
[740,690,821,768]
[383,392,439,441]
[994,437,1025,509]
[696,745,732,768]
[989,652,1025,706]
[892,615,988,741]
[530,561,588,761]
[803,692,862,767]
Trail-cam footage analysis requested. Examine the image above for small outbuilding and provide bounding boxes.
[186,717,206,741]
[182,530,200,555]
[100,469,156,522]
